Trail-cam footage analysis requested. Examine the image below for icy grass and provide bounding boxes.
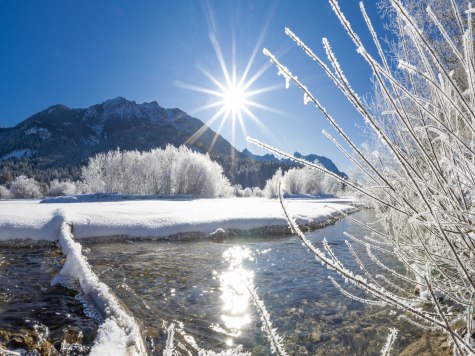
[256,0,475,353]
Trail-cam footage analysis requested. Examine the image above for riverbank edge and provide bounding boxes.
[82,210,359,245]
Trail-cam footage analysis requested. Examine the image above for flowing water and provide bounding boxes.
[0,246,98,355]
[83,209,423,355]
[0,210,427,355]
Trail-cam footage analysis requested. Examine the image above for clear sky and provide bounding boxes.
[0,1,389,172]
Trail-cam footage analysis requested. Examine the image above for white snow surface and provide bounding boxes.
[0,197,355,241]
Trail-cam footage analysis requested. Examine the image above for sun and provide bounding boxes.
[180,54,279,154]
[222,84,245,113]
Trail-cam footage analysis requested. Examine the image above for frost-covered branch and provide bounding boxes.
[252,0,475,351]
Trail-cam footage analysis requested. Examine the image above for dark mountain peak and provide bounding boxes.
[101,96,136,111]
[0,96,240,167]
[43,104,71,114]
[241,148,277,162]
[294,151,322,162]
[167,107,184,114]
[0,97,347,187]
[89,98,187,123]
[85,97,169,125]
[100,97,163,111]
[102,96,130,105]
[293,151,347,178]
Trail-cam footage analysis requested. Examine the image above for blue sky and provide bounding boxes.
[0,1,389,172]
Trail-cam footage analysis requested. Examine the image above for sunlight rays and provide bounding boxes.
[180,2,284,156]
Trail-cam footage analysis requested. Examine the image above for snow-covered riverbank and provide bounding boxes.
[0,197,356,242]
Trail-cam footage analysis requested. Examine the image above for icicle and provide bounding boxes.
[278,68,291,89]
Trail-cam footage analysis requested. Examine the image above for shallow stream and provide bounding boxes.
[0,210,427,355]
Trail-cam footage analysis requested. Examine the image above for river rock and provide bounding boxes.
[310,327,323,343]
[399,334,450,356]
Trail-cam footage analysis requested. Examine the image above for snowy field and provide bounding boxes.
[0,197,356,242]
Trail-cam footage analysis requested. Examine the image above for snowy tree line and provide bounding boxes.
[0,145,344,199]
[0,175,78,199]
[263,166,345,198]
[80,145,232,197]
[0,146,235,199]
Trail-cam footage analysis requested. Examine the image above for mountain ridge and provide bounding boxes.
[0,97,347,187]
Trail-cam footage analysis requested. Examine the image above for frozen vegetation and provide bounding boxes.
[9,175,42,199]
[80,145,232,198]
[0,144,345,200]
[47,179,77,197]
[251,0,475,353]
[263,167,344,198]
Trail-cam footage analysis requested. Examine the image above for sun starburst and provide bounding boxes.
[178,6,281,156]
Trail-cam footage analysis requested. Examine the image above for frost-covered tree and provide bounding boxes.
[263,168,283,198]
[251,0,475,352]
[282,168,303,194]
[242,187,253,197]
[264,166,342,197]
[252,186,265,197]
[10,175,42,199]
[47,179,77,196]
[232,184,244,197]
[81,145,232,198]
[0,185,10,199]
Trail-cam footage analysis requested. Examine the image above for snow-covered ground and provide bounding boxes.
[0,197,356,242]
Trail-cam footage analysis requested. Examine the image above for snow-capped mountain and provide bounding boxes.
[0,97,239,168]
[240,149,348,179]
[0,97,346,186]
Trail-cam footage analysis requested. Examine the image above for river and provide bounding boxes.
[0,210,426,355]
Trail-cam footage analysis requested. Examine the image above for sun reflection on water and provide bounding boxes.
[217,246,254,338]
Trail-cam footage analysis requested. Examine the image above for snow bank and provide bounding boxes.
[41,193,192,203]
[53,219,147,355]
[0,198,355,242]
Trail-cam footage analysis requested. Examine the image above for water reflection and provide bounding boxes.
[218,246,254,339]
